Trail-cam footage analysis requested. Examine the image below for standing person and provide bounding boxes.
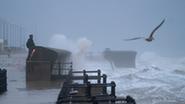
[26,34,35,60]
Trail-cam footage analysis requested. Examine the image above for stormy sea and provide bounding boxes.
[0,52,185,104]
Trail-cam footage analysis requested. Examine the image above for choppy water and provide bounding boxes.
[0,52,185,104]
[82,52,185,104]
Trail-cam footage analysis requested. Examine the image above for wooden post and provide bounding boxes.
[102,74,107,94]
[83,70,86,76]
[111,81,116,103]
[111,81,116,97]
[97,69,101,83]
[83,74,88,84]
[68,69,72,84]
[85,81,91,97]
[70,62,73,72]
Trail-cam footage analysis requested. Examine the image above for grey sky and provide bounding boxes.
[0,0,185,57]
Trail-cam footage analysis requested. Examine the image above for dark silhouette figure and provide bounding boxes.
[26,34,35,60]
[124,19,165,42]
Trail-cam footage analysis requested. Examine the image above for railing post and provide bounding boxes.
[83,74,88,84]
[102,74,107,94]
[68,69,72,77]
[111,81,116,103]
[111,81,116,97]
[70,62,73,71]
[97,69,101,83]
[85,81,91,97]
[83,70,86,76]
[92,96,98,104]
[68,69,72,83]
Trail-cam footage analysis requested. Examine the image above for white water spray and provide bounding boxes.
[48,34,92,70]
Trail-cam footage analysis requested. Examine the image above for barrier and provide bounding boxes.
[57,70,136,104]
[71,70,103,83]
[0,68,7,94]
[26,60,73,81]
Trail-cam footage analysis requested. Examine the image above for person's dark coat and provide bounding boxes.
[26,38,35,49]
[26,36,35,60]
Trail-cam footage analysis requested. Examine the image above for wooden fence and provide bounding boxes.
[57,70,136,104]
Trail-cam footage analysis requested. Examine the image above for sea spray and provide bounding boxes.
[48,34,92,70]
[48,34,75,51]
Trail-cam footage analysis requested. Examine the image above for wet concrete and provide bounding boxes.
[0,53,61,104]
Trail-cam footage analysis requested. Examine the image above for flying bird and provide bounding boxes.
[124,19,165,42]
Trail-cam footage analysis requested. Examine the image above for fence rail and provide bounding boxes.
[71,70,105,84]
[57,70,136,104]
[0,68,7,94]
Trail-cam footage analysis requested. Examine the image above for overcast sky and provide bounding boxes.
[0,0,185,57]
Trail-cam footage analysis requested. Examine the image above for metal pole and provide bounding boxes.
[97,69,101,83]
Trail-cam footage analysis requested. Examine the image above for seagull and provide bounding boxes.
[124,19,165,42]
